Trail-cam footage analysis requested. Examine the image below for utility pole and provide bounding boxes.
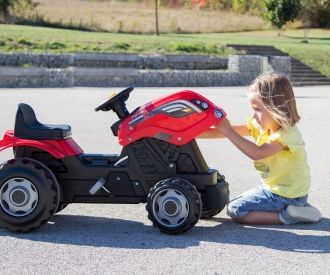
[155,0,159,35]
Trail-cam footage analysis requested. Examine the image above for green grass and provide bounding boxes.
[0,24,329,77]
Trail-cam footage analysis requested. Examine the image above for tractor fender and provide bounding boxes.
[0,130,83,158]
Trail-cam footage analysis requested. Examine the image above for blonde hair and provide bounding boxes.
[247,73,301,132]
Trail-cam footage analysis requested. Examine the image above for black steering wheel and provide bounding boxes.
[95,87,134,118]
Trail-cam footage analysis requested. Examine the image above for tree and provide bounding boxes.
[0,0,38,17]
[300,0,330,29]
[300,0,310,42]
[0,0,11,14]
[262,0,301,35]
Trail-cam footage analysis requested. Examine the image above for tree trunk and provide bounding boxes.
[155,0,159,36]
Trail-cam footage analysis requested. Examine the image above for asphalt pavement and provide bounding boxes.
[0,86,329,274]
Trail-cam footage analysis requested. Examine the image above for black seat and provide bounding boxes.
[14,103,72,140]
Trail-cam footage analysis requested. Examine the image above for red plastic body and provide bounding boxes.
[0,130,83,158]
[118,90,226,146]
[0,90,225,157]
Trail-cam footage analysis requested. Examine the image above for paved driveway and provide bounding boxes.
[0,86,329,274]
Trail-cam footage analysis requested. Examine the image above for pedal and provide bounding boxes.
[89,178,108,195]
[101,185,111,194]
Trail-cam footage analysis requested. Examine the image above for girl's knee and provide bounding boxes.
[226,202,247,218]
[227,202,240,218]
[226,202,236,217]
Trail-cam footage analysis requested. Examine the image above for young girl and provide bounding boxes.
[199,73,321,225]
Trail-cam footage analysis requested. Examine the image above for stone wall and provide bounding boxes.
[0,52,228,70]
[0,52,74,68]
[0,67,74,88]
[268,56,291,78]
[0,53,291,88]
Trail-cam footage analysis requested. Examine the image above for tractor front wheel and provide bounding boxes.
[146,178,201,235]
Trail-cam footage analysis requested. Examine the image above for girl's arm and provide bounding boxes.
[197,123,250,139]
[215,118,285,160]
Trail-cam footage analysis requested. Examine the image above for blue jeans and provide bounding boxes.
[227,185,308,218]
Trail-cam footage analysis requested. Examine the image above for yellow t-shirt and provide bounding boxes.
[247,118,310,198]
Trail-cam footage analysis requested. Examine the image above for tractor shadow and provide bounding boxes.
[1,214,329,253]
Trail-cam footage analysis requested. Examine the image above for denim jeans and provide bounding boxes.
[227,185,308,218]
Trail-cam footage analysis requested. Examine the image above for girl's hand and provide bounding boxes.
[214,118,233,137]
[197,119,250,139]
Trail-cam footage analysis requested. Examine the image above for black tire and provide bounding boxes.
[201,207,225,219]
[146,178,202,235]
[56,202,69,213]
[0,158,60,232]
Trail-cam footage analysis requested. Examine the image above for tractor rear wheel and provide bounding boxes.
[0,158,60,232]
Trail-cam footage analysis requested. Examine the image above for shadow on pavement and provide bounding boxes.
[0,214,329,253]
[195,217,330,253]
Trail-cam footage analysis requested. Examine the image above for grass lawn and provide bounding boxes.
[0,24,329,77]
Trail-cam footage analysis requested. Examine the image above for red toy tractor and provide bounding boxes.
[0,87,229,234]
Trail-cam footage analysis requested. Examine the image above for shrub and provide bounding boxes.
[112,42,131,50]
[233,0,263,14]
[17,38,33,45]
[174,42,206,53]
[49,41,66,49]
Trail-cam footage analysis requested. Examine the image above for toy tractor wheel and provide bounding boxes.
[146,178,202,235]
[0,158,60,232]
[201,207,225,219]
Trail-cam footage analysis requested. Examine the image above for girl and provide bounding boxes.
[199,73,321,225]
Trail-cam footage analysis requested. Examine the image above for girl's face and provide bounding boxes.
[248,93,280,133]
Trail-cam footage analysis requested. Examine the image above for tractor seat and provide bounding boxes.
[14,103,72,140]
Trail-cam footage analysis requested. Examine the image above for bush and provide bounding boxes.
[112,42,131,50]
[17,38,33,45]
[49,41,66,49]
[300,0,330,28]
[233,0,263,14]
[174,42,206,53]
